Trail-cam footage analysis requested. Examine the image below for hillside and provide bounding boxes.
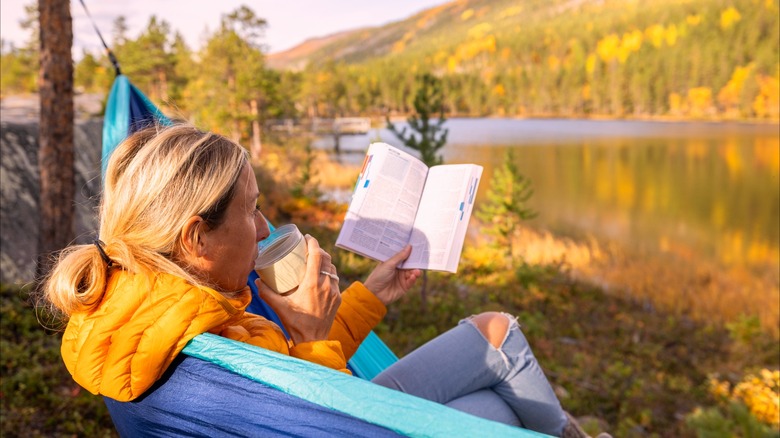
[266,0,497,70]
[266,0,737,70]
[267,29,365,71]
[265,0,779,120]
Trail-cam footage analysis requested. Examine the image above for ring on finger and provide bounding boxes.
[320,271,339,281]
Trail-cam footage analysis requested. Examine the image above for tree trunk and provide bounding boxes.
[250,98,262,161]
[36,0,74,279]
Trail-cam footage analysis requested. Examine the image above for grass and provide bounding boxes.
[0,284,117,437]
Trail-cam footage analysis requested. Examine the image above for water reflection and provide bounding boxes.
[315,119,780,272]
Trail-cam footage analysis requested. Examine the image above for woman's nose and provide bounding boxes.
[256,213,271,242]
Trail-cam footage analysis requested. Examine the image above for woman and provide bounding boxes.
[42,124,569,436]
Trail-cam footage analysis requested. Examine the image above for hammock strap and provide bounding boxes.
[77,0,122,76]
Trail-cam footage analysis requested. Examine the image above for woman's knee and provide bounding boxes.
[470,312,511,349]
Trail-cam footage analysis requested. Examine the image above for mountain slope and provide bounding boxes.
[266,0,617,70]
[266,0,779,120]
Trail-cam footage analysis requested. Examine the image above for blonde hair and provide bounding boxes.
[43,124,249,316]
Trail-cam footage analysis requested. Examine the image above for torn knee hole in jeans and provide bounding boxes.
[462,312,519,368]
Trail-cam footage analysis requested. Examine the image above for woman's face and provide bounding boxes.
[199,162,270,292]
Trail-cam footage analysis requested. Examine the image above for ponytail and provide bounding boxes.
[43,243,113,316]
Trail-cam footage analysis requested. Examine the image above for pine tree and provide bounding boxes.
[476,150,537,267]
[386,73,448,167]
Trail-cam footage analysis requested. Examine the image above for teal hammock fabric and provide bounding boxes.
[102,75,171,176]
[182,333,549,437]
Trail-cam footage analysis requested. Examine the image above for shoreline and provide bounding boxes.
[2,93,778,126]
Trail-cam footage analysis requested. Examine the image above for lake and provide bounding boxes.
[315,118,780,279]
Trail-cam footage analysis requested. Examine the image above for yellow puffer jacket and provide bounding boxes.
[61,270,386,402]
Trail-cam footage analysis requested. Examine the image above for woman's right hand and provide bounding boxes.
[256,235,341,345]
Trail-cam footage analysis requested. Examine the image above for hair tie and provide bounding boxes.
[93,239,113,267]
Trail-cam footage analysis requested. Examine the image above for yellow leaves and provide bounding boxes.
[731,65,755,89]
[720,6,742,30]
[447,56,458,73]
[467,23,493,40]
[732,370,780,428]
[687,87,714,117]
[461,9,474,21]
[664,24,678,47]
[686,14,702,26]
[761,369,780,387]
[450,30,497,70]
[716,64,779,118]
[499,5,523,19]
[668,88,716,117]
[646,24,665,48]
[596,34,620,62]
[585,54,597,75]
[753,71,780,119]
[709,377,732,400]
[596,30,643,64]
[642,23,680,48]
[622,30,643,53]
[717,63,756,113]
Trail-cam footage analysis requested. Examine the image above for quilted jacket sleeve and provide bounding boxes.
[328,282,387,360]
[220,313,352,375]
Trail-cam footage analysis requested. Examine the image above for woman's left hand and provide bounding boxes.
[364,245,422,306]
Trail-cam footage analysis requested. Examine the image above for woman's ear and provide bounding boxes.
[180,215,207,258]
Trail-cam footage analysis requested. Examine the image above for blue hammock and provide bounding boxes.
[101,75,550,437]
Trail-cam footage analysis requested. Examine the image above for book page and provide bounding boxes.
[401,164,482,272]
[336,143,429,261]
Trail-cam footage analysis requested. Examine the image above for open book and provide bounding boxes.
[336,142,483,273]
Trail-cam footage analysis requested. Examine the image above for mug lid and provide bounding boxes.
[255,224,303,269]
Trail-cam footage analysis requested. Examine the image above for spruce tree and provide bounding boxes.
[386,72,448,167]
[476,150,537,267]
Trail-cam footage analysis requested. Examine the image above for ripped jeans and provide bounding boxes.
[371,314,567,437]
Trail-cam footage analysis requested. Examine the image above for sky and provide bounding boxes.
[1,0,446,56]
